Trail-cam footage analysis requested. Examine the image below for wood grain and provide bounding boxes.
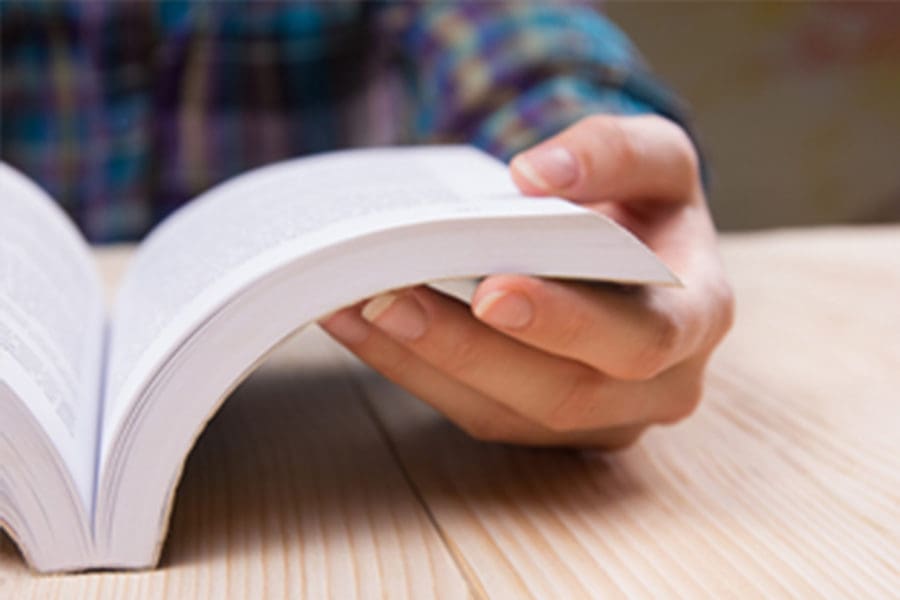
[345,226,900,598]
[0,282,470,598]
[2,226,899,598]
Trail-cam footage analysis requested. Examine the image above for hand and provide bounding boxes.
[320,115,734,449]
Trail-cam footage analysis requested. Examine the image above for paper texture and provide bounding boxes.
[0,163,104,509]
[103,147,535,443]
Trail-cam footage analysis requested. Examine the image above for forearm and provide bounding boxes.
[377,2,694,159]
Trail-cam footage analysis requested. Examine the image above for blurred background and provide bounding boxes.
[606,2,900,230]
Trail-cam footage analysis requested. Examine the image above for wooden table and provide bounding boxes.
[2,226,898,598]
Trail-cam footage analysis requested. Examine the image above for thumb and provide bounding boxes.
[509,114,700,206]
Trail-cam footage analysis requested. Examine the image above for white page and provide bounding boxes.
[103,147,589,444]
[95,146,674,567]
[0,163,104,509]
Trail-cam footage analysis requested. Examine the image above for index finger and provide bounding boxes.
[471,270,733,382]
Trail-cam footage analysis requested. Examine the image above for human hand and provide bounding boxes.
[320,114,734,449]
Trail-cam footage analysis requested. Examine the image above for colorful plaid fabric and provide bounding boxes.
[0,1,690,242]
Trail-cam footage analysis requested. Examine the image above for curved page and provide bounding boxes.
[0,163,104,514]
[97,146,674,566]
[0,381,92,572]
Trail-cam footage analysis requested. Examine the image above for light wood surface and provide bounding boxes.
[2,226,898,598]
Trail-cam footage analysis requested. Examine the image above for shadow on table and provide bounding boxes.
[1,349,789,576]
[0,528,24,570]
[159,362,649,569]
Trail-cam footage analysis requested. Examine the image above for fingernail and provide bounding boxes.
[515,146,578,189]
[362,293,428,341]
[320,310,370,344]
[473,290,533,330]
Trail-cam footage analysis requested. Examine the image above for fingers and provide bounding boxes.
[471,274,713,381]
[320,306,554,445]
[503,115,733,381]
[329,286,698,432]
[320,302,666,449]
[316,113,728,450]
[509,114,700,206]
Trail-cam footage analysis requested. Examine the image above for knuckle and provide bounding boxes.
[577,114,702,190]
[543,372,607,433]
[658,117,701,176]
[370,347,419,381]
[640,114,701,176]
[576,115,640,177]
[624,310,682,380]
[715,280,737,339]
[440,326,485,376]
[598,116,640,175]
[659,376,705,424]
[548,300,590,350]
[696,276,736,354]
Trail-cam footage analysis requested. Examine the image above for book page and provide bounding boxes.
[0,163,104,509]
[96,146,673,565]
[104,146,585,445]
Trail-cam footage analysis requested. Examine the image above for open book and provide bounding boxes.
[0,146,676,573]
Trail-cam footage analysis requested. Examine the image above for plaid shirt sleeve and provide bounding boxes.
[376,2,693,160]
[0,2,695,242]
